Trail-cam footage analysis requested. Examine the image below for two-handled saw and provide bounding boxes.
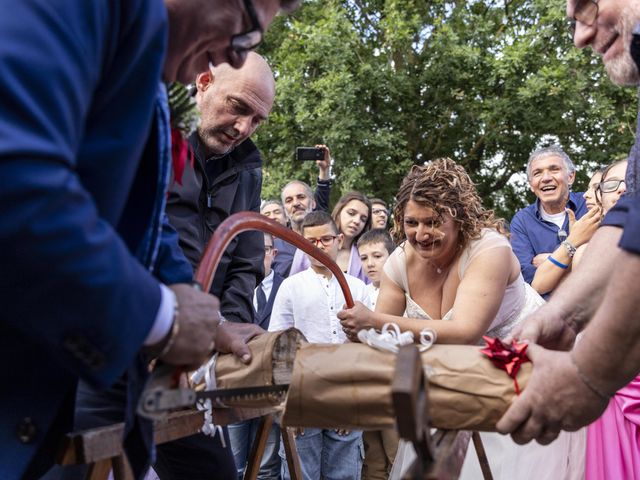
[138,212,354,420]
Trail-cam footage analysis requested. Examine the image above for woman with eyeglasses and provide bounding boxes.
[583,168,605,211]
[338,158,584,479]
[580,159,638,480]
[595,159,627,212]
[289,191,372,283]
[529,170,603,296]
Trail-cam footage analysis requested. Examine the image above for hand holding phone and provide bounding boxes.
[295,147,325,161]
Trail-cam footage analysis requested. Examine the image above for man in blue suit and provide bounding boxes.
[0,0,298,478]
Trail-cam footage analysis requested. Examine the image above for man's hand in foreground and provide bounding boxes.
[160,284,221,369]
[506,301,578,351]
[496,344,608,445]
[214,321,265,364]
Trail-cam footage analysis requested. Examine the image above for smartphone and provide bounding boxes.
[295,147,324,161]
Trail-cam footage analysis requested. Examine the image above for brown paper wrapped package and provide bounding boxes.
[282,343,532,432]
[193,328,306,408]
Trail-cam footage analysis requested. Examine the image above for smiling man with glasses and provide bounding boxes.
[497,0,640,468]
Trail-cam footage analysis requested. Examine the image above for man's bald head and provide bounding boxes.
[208,52,275,101]
[195,52,275,157]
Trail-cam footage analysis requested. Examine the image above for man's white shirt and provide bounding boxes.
[268,267,371,344]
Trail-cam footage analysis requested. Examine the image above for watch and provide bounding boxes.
[561,240,577,258]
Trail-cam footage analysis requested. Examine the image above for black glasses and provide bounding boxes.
[228,0,263,68]
[372,208,388,217]
[306,235,338,247]
[568,0,599,39]
[264,245,274,254]
[598,178,625,193]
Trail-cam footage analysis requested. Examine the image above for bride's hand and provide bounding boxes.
[337,301,376,337]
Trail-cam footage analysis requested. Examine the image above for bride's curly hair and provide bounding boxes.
[390,158,508,245]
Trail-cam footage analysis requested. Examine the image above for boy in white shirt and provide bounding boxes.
[356,228,398,480]
[269,210,370,480]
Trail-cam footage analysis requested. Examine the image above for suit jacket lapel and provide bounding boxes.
[257,272,284,329]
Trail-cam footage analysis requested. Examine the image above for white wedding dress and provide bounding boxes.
[385,230,585,480]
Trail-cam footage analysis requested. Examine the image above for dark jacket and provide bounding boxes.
[255,271,285,330]
[166,134,264,323]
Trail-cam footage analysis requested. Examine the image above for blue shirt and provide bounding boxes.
[510,192,587,285]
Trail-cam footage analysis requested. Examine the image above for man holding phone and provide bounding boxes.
[270,145,333,277]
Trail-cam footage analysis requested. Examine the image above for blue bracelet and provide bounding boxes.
[548,256,568,269]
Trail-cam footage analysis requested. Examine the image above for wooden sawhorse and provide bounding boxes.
[57,407,302,480]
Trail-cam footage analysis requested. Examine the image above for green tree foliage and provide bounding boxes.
[255,0,636,219]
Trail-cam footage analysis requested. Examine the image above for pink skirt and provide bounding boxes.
[586,376,640,479]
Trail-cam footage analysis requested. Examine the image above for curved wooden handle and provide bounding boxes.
[195,211,354,308]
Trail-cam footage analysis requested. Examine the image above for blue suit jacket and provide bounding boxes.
[0,1,191,477]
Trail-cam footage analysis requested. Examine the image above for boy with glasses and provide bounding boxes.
[268,211,370,480]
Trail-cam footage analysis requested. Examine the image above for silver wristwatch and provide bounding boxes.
[561,240,577,258]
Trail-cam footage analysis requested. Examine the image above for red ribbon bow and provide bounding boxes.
[480,336,530,395]
[171,128,194,186]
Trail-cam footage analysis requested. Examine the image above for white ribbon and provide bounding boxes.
[190,353,226,447]
[357,323,437,353]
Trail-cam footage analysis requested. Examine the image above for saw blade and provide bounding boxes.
[138,384,289,418]
[195,384,289,407]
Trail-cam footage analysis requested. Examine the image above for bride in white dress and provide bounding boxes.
[338,158,584,479]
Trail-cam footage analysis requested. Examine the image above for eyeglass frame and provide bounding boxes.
[306,235,339,247]
[597,178,626,194]
[264,245,275,254]
[568,0,599,39]
[227,0,264,68]
[372,208,389,217]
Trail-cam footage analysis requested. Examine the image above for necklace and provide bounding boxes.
[429,261,443,274]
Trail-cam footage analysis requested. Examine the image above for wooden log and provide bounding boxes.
[213,329,305,393]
